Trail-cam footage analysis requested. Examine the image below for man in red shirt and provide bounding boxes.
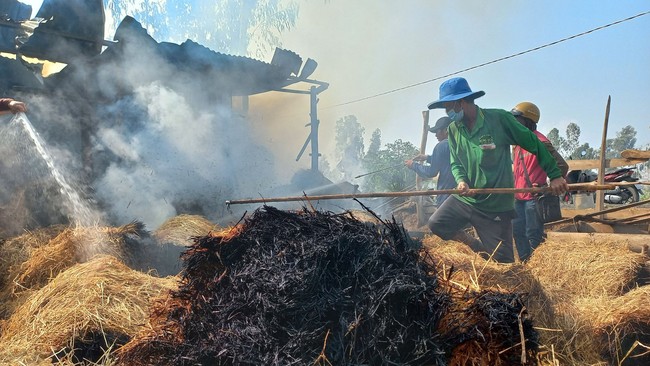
[0,98,27,114]
[511,101,568,261]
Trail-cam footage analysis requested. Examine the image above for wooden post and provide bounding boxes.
[596,96,611,217]
[416,111,430,226]
[417,111,430,189]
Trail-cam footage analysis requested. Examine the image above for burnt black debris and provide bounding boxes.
[116,205,539,365]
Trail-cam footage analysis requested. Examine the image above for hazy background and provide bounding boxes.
[270,0,650,159]
[14,0,650,229]
[21,0,650,164]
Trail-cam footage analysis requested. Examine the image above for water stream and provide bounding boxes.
[9,113,101,227]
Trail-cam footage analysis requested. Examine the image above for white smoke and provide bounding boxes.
[91,78,278,228]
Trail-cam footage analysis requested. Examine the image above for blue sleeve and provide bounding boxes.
[413,161,435,178]
[427,142,448,178]
[413,143,447,178]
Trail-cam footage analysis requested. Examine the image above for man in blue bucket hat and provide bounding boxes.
[426,77,568,263]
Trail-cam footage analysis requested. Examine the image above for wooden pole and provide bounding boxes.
[596,96,611,216]
[417,110,430,190]
[225,182,642,205]
[416,111,431,226]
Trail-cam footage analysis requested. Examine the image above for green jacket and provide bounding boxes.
[448,106,562,212]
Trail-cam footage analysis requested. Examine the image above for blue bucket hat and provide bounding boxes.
[427,77,485,109]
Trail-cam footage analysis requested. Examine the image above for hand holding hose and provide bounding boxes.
[8,100,27,113]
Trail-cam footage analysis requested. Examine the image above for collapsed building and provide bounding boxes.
[0,0,360,235]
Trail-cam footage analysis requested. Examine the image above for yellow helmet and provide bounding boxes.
[511,102,540,123]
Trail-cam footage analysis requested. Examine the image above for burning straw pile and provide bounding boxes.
[116,205,538,365]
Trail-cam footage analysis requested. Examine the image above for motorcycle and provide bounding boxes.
[564,166,642,204]
[602,167,642,204]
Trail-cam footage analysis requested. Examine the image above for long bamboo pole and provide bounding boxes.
[225,182,645,206]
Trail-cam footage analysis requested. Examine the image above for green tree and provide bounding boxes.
[362,139,418,193]
[563,122,581,157]
[367,129,381,157]
[334,115,365,181]
[605,125,637,158]
[569,143,597,160]
[546,128,564,154]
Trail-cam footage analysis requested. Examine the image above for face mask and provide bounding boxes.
[447,103,464,122]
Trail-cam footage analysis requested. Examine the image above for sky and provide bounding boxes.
[268,0,650,161]
[18,0,650,166]
[20,0,650,158]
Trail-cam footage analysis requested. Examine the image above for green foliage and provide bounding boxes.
[568,143,597,160]
[605,125,637,159]
[545,124,636,161]
[562,122,581,157]
[547,128,564,154]
[330,115,418,192]
[367,129,381,157]
[334,115,365,181]
[361,139,418,193]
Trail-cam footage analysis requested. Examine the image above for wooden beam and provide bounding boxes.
[621,149,650,159]
[567,158,647,170]
[417,110,430,190]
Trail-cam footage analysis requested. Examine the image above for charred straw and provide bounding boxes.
[116,205,539,365]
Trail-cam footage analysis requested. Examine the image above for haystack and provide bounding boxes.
[526,237,648,365]
[404,233,650,365]
[527,238,646,301]
[153,214,217,246]
[116,206,538,365]
[574,286,650,365]
[0,255,177,365]
[14,221,149,292]
[0,225,67,287]
[0,225,67,319]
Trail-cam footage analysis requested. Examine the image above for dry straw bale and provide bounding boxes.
[525,237,648,365]
[0,255,177,365]
[421,234,650,365]
[574,286,650,365]
[0,225,68,320]
[15,221,148,292]
[527,238,646,302]
[0,225,67,287]
[153,214,217,246]
[421,235,606,365]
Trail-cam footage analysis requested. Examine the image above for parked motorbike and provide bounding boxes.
[602,167,642,204]
[564,166,642,204]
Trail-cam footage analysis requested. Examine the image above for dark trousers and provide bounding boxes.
[513,199,544,261]
[428,195,515,263]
